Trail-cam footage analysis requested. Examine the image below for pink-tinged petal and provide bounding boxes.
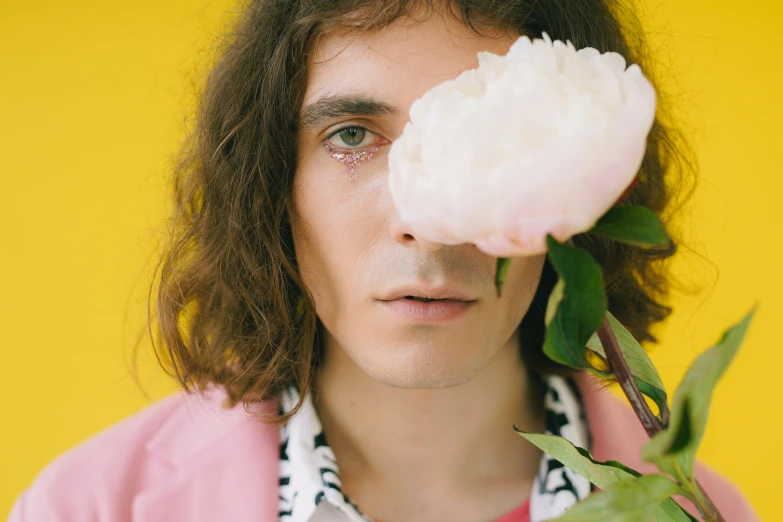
[387,32,657,256]
[474,235,523,257]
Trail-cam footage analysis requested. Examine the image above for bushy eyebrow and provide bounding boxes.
[299,93,401,130]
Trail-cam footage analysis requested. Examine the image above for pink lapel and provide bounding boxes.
[132,385,280,522]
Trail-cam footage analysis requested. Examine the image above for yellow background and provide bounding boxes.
[1,0,780,518]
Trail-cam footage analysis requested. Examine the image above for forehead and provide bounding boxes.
[304,14,519,116]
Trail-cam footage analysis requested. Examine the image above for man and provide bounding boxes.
[8,1,758,521]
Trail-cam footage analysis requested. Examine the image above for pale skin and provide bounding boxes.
[288,10,548,522]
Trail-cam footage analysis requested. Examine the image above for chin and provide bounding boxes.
[358,341,493,389]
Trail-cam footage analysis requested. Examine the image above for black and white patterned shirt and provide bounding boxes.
[278,374,592,522]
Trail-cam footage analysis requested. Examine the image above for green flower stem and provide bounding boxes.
[596,316,662,437]
[595,317,726,522]
[696,480,725,522]
[673,458,726,522]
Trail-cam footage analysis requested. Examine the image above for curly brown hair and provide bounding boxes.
[131,0,698,426]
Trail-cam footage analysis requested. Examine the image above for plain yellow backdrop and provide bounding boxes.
[1,0,780,518]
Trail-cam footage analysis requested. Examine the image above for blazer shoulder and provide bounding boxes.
[8,385,272,522]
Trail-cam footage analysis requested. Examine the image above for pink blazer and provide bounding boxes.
[7,373,759,521]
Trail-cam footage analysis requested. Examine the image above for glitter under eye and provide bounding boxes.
[324,142,380,180]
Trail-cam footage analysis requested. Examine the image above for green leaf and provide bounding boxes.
[586,310,669,423]
[545,278,566,326]
[515,431,694,522]
[590,205,670,248]
[543,236,608,369]
[516,431,635,488]
[552,474,681,522]
[658,498,700,522]
[495,257,512,297]
[642,307,757,478]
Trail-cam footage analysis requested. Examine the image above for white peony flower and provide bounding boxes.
[387,32,656,257]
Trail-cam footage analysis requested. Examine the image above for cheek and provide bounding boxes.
[289,156,388,306]
[499,255,547,326]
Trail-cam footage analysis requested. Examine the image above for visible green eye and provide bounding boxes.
[334,126,366,148]
[322,125,390,174]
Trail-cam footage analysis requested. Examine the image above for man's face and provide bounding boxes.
[289,12,546,388]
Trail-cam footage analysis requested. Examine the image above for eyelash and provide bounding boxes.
[323,125,388,176]
[325,125,376,148]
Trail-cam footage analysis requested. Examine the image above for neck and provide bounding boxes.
[312,330,546,521]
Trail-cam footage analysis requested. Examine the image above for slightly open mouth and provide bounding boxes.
[404,296,442,302]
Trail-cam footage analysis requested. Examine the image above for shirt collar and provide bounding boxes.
[278,374,591,522]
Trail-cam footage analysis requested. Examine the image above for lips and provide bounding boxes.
[379,284,477,302]
[381,296,476,322]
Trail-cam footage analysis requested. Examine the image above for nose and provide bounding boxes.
[388,208,444,252]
